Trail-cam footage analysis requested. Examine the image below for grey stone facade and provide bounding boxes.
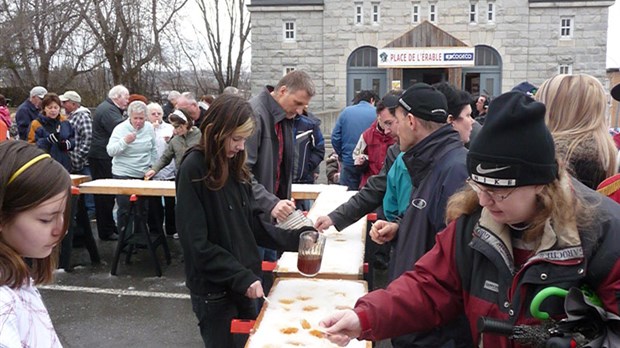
[249,0,614,111]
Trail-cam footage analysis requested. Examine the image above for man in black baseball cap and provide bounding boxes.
[370,82,472,348]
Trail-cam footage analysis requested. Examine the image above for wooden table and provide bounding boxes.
[70,174,91,186]
[78,179,176,197]
[245,277,371,348]
[291,183,348,200]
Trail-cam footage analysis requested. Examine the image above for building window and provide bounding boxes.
[372,3,380,24]
[283,21,295,41]
[560,17,573,39]
[355,3,363,25]
[470,3,477,23]
[469,3,477,23]
[412,4,420,23]
[558,64,573,75]
[429,3,437,23]
[284,67,296,75]
[487,2,495,22]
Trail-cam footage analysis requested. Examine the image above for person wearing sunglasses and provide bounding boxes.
[320,91,620,348]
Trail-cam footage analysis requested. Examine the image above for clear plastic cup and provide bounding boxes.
[297,231,326,277]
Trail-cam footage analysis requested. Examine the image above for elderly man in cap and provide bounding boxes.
[61,91,95,214]
[15,86,47,140]
[367,83,472,348]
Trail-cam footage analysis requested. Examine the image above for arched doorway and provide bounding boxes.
[346,46,387,105]
[462,45,502,98]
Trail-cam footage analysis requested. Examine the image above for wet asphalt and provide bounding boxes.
[41,225,204,348]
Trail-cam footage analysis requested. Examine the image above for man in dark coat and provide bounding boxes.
[88,85,129,241]
[15,86,47,140]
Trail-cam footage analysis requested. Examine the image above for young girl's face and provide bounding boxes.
[44,102,60,119]
[225,130,249,158]
[0,191,67,258]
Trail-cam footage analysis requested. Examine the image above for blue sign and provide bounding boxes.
[443,52,474,61]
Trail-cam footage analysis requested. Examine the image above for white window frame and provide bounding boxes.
[429,3,437,23]
[355,3,363,25]
[560,17,573,39]
[469,3,477,23]
[487,2,495,22]
[372,3,380,24]
[558,64,573,75]
[284,66,296,75]
[283,21,296,42]
[412,3,420,23]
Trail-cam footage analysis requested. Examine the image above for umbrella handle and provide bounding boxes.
[530,287,568,320]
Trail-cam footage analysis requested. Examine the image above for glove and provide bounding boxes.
[47,132,59,144]
[59,140,71,151]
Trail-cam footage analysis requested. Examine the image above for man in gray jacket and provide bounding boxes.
[246,71,315,274]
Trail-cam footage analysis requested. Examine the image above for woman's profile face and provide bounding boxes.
[476,183,542,225]
[0,191,67,259]
[172,123,189,136]
[451,105,475,143]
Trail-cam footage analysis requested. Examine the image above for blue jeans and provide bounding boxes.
[113,175,147,234]
[190,292,257,348]
[74,166,95,215]
[339,164,361,190]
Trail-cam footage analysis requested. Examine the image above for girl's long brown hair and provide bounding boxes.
[0,141,71,288]
[196,94,254,190]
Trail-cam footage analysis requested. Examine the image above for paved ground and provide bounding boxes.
[42,218,393,347]
[41,230,204,347]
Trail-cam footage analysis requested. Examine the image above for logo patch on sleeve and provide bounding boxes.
[484,280,499,293]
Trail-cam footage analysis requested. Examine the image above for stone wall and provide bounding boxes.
[250,0,613,111]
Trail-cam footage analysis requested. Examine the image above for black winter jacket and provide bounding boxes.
[89,98,125,160]
[175,149,303,297]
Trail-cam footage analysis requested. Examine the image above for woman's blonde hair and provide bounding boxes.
[446,167,592,243]
[536,74,617,180]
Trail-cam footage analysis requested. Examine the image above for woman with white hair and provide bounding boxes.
[107,100,157,234]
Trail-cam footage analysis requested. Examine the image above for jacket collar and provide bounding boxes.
[259,88,287,124]
[402,124,462,184]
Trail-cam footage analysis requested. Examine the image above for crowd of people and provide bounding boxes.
[1,71,620,348]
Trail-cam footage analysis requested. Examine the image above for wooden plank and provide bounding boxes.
[70,174,91,186]
[78,179,176,197]
[291,184,348,200]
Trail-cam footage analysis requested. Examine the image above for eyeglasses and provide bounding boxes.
[466,178,518,202]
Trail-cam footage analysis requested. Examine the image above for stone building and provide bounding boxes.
[248,0,615,111]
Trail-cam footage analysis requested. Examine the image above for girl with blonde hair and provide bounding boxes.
[536,73,617,189]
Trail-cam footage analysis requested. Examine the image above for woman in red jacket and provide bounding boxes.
[320,91,620,348]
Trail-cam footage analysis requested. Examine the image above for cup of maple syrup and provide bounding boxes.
[297,231,326,277]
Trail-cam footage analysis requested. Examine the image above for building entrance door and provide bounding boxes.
[347,72,386,103]
[462,45,502,98]
[346,46,387,105]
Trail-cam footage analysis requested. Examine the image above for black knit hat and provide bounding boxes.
[467,91,558,187]
[612,83,620,102]
[398,83,448,123]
